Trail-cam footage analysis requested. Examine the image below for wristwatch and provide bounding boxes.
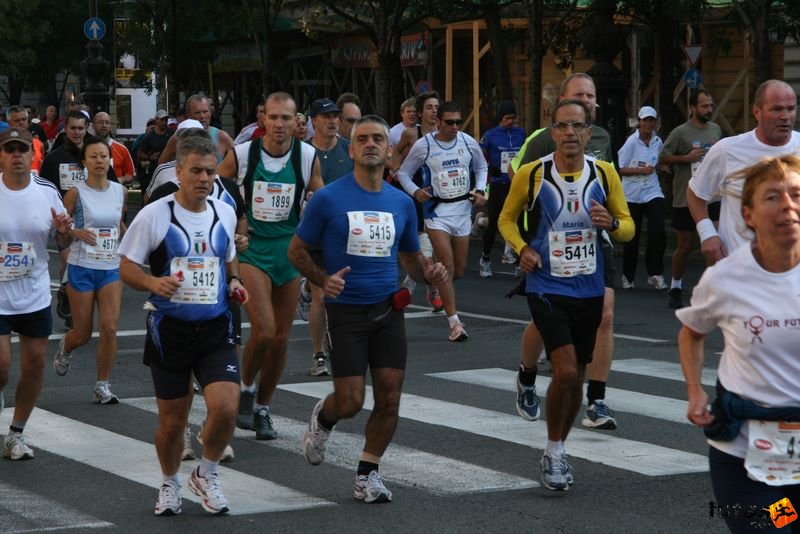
[610,218,620,231]
[227,275,244,286]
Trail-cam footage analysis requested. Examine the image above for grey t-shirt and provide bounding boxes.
[307,136,353,185]
[518,124,613,167]
[660,121,722,207]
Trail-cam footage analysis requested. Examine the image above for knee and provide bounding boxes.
[552,366,581,388]
[334,389,364,419]
[250,326,276,349]
[373,390,401,417]
[99,321,117,341]
[159,416,186,437]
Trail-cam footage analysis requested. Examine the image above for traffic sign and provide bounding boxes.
[84,18,106,41]
[681,45,704,67]
[416,80,431,94]
[684,68,702,89]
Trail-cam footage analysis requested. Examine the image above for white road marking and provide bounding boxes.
[0,409,332,515]
[278,382,708,477]
[428,368,691,424]
[611,358,717,387]
[124,397,539,495]
[0,481,113,533]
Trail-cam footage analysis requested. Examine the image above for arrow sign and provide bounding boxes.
[83,18,106,41]
[684,68,702,89]
[681,45,703,67]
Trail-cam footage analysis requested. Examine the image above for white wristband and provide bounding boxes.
[696,218,718,242]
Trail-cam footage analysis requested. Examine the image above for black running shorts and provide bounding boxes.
[527,293,603,365]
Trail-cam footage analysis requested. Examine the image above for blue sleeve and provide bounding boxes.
[398,195,420,253]
[295,191,327,245]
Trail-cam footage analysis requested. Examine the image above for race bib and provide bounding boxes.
[346,211,395,257]
[251,181,294,222]
[548,229,597,277]
[84,227,119,262]
[0,242,36,281]
[433,168,469,200]
[169,256,218,304]
[744,420,800,486]
[59,163,85,191]
[500,151,518,172]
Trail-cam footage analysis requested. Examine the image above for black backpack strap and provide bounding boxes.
[290,139,304,219]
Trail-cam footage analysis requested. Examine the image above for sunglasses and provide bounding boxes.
[2,143,30,154]
[552,121,590,133]
[443,119,463,126]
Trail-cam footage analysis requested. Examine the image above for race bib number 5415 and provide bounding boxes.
[346,211,395,257]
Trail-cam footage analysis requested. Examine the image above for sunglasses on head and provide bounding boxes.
[443,119,463,126]
[2,143,30,154]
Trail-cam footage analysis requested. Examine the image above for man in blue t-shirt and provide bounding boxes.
[288,115,447,504]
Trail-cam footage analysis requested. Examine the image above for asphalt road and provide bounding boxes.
[0,239,730,533]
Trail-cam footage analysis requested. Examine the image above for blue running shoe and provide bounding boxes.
[540,453,569,491]
[515,375,540,421]
[582,399,617,430]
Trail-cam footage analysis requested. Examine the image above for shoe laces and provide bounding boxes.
[200,470,225,500]
[364,470,387,491]
[521,385,537,407]
[593,400,613,418]
[160,480,181,502]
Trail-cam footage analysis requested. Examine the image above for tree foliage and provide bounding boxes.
[0,0,94,107]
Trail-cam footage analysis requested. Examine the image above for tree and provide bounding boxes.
[523,0,582,129]
[0,0,92,107]
[310,1,436,119]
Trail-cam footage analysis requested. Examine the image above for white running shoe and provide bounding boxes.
[303,399,331,465]
[182,426,196,461]
[479,257,492,278]
[501,249,518,265]
[93,381,119,405]
[196,422,234,462]
[3,431,34,460]
[647,275,668,290]
[308,352,330,376]
[154,480,182,516]
[354,470,393,503]
[401,274,417,296]
[188,466,230,515]
[621,275,635,289]
[296,277,312,321]
[53,337,72,376]
[448,322,468,342]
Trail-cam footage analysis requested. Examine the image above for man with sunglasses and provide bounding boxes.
[499,99,633,491]
[0,128,73,460]
[397,101,488,342]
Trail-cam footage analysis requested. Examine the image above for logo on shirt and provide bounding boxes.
[363,212,380,224]
[193,241,207,254]
[746,315,765,343]
[566,199,580,214]
[187,258,204,270]
[267,183,283,194]
[565,231,583,244]
[254,196,264,203]
[6,243,22,253]
[98,229,112,238]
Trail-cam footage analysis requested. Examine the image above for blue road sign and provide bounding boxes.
[684,68,702,89]
[83,18,106,41]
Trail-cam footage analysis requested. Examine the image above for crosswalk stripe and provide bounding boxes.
[278,381,708,477]
[0,409,333,515]
[123,397,539,495]
[427,368,691,424]
[0,481,113,533]
[611,358,717,387]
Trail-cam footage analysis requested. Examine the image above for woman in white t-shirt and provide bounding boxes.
[53,137,127,404]
[678,154,800,532]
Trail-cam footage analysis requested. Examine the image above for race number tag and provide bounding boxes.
[84,227,119,262]
[0,242,36,281]
[346,211,395,257]
[500,151,518,172]
[744,421,800,486]
[548,229,597,277]
[169,256,218,304]
[59,163,85,191]
[434,168,469,199]
[252,181,294,222]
